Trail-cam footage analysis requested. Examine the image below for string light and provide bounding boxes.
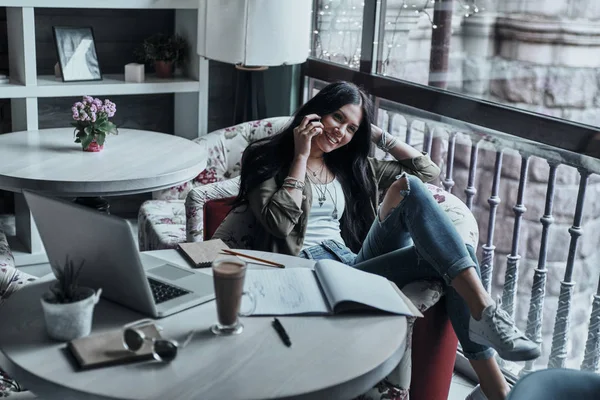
[313,0,481,71]
[313,0,364,69]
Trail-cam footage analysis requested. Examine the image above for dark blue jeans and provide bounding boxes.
[299,174,494,360]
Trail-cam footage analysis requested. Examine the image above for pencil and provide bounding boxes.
[219,249,285,268]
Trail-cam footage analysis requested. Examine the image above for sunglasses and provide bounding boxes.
[122,319,195,363]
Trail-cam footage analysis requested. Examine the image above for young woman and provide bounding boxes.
[215,81,539,400]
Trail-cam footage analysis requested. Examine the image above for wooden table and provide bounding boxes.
[0,250,408,400]
[0,128,207,266]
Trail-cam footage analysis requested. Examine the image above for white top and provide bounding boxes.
[0,249,408,400]
[303,178,346,249]
[0,128,207,196]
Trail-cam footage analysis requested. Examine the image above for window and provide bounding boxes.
[312,0,364,68]
[311,0,600,129]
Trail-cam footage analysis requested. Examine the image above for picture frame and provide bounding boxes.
[53,26,102,82]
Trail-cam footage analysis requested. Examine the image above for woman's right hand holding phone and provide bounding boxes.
[293,114,323,159]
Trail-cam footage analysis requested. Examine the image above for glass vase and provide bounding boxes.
[83,139,104,152]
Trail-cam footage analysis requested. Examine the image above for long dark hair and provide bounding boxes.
[233,81,376,252]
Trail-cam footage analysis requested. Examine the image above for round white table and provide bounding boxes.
[0,128,207,266]
[0,250,408,400]
[0,128,207,196]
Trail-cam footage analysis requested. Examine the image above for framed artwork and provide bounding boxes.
[53,26,102,82]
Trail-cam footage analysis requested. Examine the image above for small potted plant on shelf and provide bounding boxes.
[139,33,187,78]
[40,257,102,341]
[71,95,118,152]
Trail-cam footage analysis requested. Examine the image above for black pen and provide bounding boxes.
[272,318,292,347]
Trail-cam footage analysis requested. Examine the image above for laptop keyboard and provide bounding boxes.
[147,278,190,304]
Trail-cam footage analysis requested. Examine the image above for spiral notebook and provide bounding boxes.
[177,239,230,268]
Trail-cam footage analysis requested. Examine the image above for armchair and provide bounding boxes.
[137,117,291,251]
[0,229,37,399]
[186,177,479,400]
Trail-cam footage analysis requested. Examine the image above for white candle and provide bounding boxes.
[124,63,145,83]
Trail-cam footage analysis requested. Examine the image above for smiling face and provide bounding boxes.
[313,103,363,154]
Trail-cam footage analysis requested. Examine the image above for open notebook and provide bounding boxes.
[243,259,422,317]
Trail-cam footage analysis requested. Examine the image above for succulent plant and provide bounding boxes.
[49,256,85,304]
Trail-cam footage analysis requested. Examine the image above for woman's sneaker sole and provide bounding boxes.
[469,330,541,361]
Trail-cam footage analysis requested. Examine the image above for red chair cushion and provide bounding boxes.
[203,197,235,240]
[411,298,458,400]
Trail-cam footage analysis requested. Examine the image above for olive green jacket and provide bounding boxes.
[213,153,440,255]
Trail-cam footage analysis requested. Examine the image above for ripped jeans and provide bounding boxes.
[299,174,494,360]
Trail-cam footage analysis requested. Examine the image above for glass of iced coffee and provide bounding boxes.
[210,257,256,335]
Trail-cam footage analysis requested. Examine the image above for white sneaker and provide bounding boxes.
[465,384,487,400]
[469,303,541,361]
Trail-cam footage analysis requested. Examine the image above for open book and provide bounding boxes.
[243,259,422,317]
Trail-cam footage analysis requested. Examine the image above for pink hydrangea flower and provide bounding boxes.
[71,96,117,123]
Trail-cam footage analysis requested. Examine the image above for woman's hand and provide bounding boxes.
[293,114,324,159]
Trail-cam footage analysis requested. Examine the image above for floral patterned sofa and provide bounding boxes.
[185,177,479,400]
[0,229,37,398]
[137,117,291,251]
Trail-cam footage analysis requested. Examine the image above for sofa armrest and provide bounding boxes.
[0,230,36,307]
[0,229,14,270]
[185,177,241,243]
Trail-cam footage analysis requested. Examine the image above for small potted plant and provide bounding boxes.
[40,257,102,341]
[139,33,187,78]
[71,95,118,152]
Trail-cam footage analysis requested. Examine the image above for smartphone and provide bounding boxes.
[309,117,322,134]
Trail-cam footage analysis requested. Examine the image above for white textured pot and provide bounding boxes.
[40,285,102,341]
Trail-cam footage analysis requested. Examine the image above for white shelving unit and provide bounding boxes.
[0,0,201,8]
[4,74,202,98]
[1,2,208,139]
[0,1,209,267]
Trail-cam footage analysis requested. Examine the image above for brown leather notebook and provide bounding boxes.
[67,325,161,370]
[177,239,230,268]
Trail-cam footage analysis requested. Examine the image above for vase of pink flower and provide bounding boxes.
[71,96,118,152]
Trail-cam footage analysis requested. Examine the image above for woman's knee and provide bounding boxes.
[380,176,410,220]
[379,174,428,220]
[389,173,426,197]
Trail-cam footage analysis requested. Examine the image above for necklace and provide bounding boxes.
[323,180,339,219]
[306,160,325,179]
[307,170,339,218]
[308,170,328,207]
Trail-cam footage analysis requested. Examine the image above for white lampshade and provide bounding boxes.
[197,0,312,66]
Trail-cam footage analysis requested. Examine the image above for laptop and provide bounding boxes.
[24,190,215,318]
